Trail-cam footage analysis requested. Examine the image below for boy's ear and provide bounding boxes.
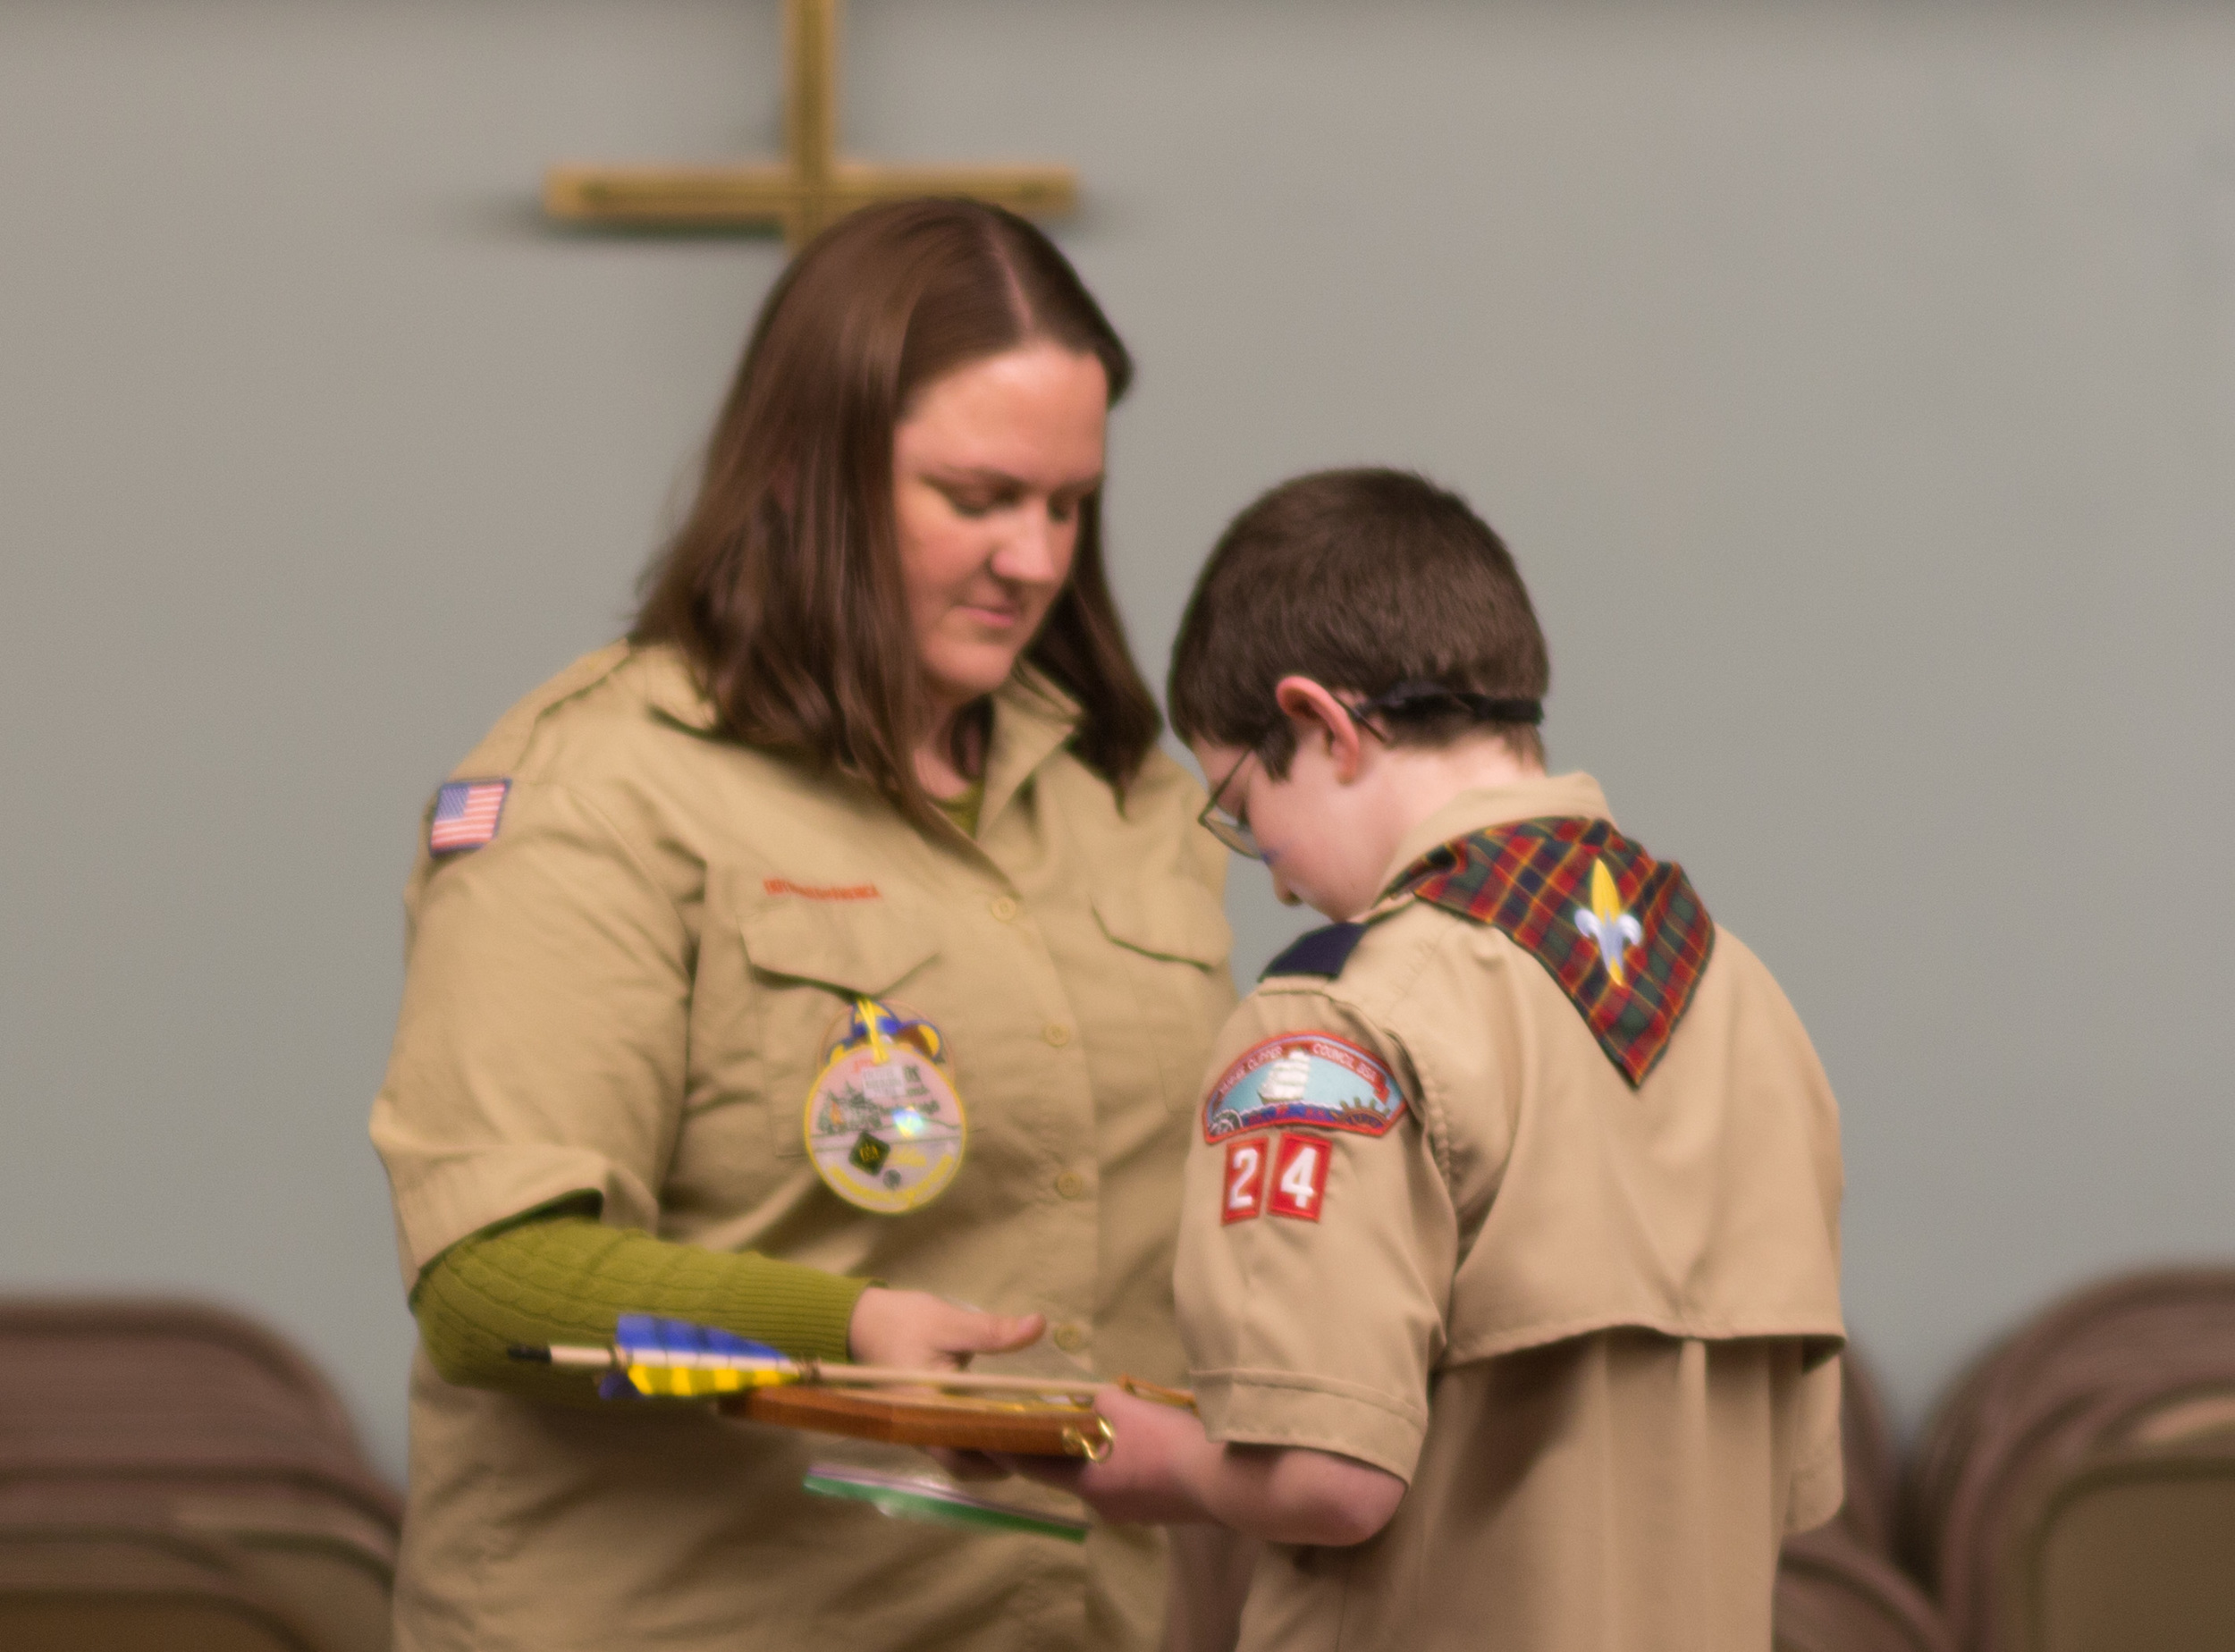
[1273,676,1368,783]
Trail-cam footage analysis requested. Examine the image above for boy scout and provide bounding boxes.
[1027,468,1846,1650]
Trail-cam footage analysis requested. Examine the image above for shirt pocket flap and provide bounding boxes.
[1092,878,1232,968]
[740,895,940,995]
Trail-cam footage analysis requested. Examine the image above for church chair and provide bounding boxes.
[1829,1344,1904,1557]
[1902,1267,2235,1652]
[1776,1526,1956,1652]
[0,1298,399,1652]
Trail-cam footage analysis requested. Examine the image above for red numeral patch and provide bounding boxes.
[1222,1136,1269,1224]
[1269,1134,1331,1221]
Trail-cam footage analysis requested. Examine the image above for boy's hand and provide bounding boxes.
[1015,1386,1410,1547]
[1004,1384,1218,1524]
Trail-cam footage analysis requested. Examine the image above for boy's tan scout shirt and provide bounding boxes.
[1174,772,1846,1652]
[369,644,1235,1652]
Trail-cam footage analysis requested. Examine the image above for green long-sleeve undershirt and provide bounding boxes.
[412,1198,872,1406]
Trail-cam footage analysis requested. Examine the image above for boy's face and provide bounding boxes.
[1191,733,1395,923]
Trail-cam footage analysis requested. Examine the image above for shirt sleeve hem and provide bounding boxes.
[389,1147,662,1286]
[1193,1369,1427,1483]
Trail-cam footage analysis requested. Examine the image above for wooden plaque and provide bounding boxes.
[726,1386,1111,1458]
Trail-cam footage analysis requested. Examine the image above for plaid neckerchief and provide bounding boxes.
[1389,816,1716,1087]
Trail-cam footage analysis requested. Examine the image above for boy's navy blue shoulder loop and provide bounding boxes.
[1260,922,1368,982]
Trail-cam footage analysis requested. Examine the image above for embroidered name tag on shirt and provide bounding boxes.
[428,780,509,854]
[764,879,881,902]
[1202,1033,1405,1143]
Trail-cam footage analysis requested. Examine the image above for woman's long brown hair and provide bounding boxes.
[631,198,1160,823]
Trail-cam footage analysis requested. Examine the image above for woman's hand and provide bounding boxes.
[846,1287,1044,1370]
[846,1289,1046,1482]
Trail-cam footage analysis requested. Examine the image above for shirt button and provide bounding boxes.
[1042,1023,1072,1048]
[1052,1322,1088,1354]
[1054,1170,1086,1200]
[990,896,1019,923]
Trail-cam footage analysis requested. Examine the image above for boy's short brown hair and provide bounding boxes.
[1168,468,1550,773]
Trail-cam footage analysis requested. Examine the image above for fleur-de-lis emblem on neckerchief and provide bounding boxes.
[1572,858,1644,988]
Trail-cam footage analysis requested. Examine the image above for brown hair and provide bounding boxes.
[1168,468,1550,771]
[632,198,1158,820]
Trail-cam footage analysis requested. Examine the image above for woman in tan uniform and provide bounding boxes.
[369,200,1235,1652]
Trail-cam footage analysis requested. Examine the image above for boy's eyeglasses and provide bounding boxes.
[1194,708,1379,861]
[1193,682,1544,860]
[1197,747,1263,858]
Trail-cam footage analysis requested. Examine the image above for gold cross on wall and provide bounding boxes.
[544,0,1075,247]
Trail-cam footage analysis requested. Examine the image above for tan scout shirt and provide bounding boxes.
[1173,773,1845,1652]
[369,643,1235,1652]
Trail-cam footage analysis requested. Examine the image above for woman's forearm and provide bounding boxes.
[411,1201,870,1404]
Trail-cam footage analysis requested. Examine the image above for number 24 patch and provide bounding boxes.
[1222,1133,1332,1224]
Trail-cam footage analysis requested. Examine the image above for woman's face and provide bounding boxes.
[891,341,1109,714]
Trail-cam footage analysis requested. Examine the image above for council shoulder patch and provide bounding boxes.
[1202,1032,1405,1143]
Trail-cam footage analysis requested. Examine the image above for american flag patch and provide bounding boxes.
[428,779,510,853]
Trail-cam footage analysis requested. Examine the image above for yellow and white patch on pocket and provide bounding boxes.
[802,998,966,1215]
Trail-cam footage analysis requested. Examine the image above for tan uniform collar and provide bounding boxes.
[1377,771,1616,897]
[636,642,1081,829]
[638,643,723,733]
[982,664,1082,830]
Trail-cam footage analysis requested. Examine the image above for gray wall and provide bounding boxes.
[4,0,2230,1484]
